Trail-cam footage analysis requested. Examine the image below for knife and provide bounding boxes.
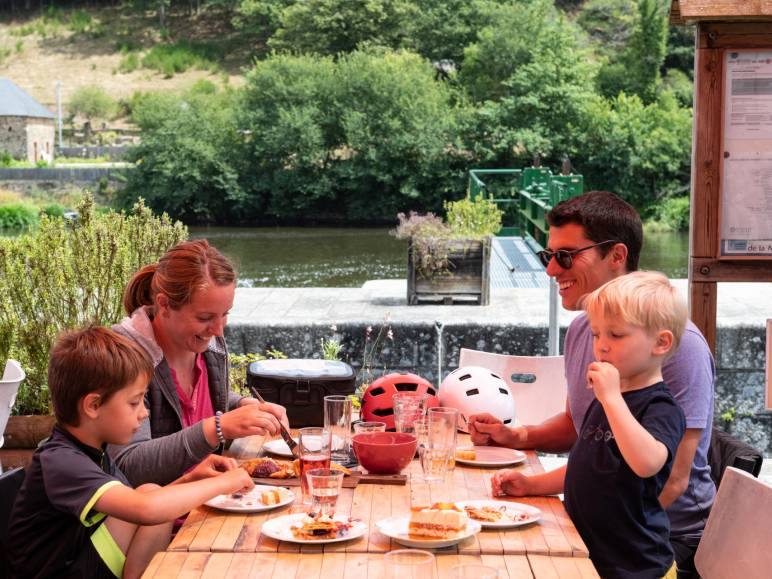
[249,386,299,458]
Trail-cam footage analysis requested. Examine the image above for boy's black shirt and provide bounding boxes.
[8,424,130,579]
[564,381,686,579]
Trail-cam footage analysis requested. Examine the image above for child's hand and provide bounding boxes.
[586,361,622,404]
[491,469,531,497]
[469,413,523,447]
[222,467,255,495]
[188,455,239,481]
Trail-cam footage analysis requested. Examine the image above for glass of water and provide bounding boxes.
[306,468,344,517]
[324,395,352,464]
[393,392,428,434]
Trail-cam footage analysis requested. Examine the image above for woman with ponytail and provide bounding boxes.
[110,239,289,486]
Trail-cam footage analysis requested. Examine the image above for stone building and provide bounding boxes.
[0,78,55,163]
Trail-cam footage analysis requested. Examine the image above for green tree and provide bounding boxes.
[625,0,668,103]
[68,85,117,124]
[119,85,244,223]
[267,0,416,55]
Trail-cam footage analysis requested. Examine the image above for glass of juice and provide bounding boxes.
[298,427,332,504]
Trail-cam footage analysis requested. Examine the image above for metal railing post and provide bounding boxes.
[548,276,560,355]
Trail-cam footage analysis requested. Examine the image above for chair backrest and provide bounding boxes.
[695,467,772,579]
[1,359,26,448]
[708,427,764,488]
[458,348,567,426]
[0,466,25,576]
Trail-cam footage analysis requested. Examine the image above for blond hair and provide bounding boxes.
[584,271,687,353]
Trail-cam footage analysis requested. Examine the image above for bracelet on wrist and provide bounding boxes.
[214,411,226,445]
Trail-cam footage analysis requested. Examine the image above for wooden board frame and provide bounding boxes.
[690,21,772,352]
[767,319,772,410]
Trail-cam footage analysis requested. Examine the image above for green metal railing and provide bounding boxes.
[468,165,584,248]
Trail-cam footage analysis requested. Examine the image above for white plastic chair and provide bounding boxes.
[695,466,771,579]
[1,359,25,449]
[458,348,567,426]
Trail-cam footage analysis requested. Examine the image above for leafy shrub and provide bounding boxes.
[68,86,118,122]
[118,52,141,74]
[40,203,66,218]
[444,195,502,239]
[0,151,12,167]
[0,203,39,230]
[68,10,93,34]
[0,195,187,415]
[142,41,220,77]
[647,196,690,232]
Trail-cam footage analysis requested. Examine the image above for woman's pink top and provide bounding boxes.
[170,353,214,428]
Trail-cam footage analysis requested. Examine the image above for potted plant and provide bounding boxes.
[393,195,502,305]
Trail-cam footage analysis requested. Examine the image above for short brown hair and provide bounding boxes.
[49,326,153,426]
[123,239,236,315]
[547,191,643,273]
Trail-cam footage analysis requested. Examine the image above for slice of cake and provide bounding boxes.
[456,449,476,461]
[408,502,468,539]
[260,488,285,505]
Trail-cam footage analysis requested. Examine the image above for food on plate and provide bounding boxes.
[290,513,354,540]
[464,504,534,524]
[241,457,296,479]
[260,488,287,505]
[243,457,350,479]
[456,449,476,461]
[408,502,468,539]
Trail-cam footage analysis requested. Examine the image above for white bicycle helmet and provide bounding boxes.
[439,366,516,433]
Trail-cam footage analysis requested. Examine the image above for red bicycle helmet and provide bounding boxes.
[361,372,439,431]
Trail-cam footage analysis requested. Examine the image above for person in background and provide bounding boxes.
[110,239,289,486]
[470,191,715,578]
[8,327,253,579]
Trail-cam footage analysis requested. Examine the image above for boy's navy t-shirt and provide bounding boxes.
[564,382,685,579]
[8,424,130,579]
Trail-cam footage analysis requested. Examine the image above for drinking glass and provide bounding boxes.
[353,421,387,434]
[306,468,344,517]
[298,427,332,504]
[420,447,449,483]
[324,395,352,464]
[393,392,428,434]
[384,549,436,579]
[450,564,499,579]
[427,407,458,473]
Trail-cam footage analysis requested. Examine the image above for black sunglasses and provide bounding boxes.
[537,240,618,269]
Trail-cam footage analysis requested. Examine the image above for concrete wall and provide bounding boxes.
[225,321,772,455]
[0,116,54,163]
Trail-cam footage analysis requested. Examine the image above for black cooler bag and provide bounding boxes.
[247,359,356,427]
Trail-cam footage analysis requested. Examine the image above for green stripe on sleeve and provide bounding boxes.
[90,522,126,578]
[80,480,123,526]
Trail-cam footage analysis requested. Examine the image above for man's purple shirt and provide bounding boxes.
[564,313,716,537]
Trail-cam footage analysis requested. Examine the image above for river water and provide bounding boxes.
[189,227,690,287]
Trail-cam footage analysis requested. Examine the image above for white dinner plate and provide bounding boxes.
[261,513,368,544]
[376,516,482,549]
[455,500,541,528]
[262,438,297,458]
[204,485,294,513]
[455,446,527,467]
[262,435,347,458]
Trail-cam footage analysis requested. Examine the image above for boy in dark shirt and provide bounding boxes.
[561,271,685,578]
[8,327,253,579]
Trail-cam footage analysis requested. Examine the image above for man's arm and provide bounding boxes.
[659,428,702,508]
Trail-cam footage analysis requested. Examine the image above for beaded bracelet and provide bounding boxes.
[214,410,226,445]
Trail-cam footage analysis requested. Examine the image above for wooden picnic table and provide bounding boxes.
[142,433,598,579]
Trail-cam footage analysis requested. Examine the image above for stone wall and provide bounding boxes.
[0,116,54,163]
[225,321,772,455]
[0,116,27,159]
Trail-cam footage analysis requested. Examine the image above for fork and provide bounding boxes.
[249,386,299,458]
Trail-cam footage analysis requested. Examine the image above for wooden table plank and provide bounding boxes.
[345,482,374,553]
[169,508,208,551]
[225,552,275,579]
[295,552,324,579]
[343,552,369,578]
[269,552,300,578]
[541,496,589,557]
[149,551,190,579]
[528,554,561,579]
[212,514,247,552]
[200,553,234,578]
[368,485,393,552]
[529,497,573,557]
[142,551,166,578]
[189,509,226,552]
[504,554,535,578]
[319,552,347,577]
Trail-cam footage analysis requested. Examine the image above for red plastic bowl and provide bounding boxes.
[352,432,417,475]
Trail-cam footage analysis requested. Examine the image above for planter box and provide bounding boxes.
[2,415,55,449]
[407,237,491,305]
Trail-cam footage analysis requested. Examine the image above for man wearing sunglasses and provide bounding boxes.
[470,191,715,579]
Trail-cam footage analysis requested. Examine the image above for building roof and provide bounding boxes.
[0,78,55,119]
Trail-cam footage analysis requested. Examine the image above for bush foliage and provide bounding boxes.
[0,195,187,414]
[109,0,694,225]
